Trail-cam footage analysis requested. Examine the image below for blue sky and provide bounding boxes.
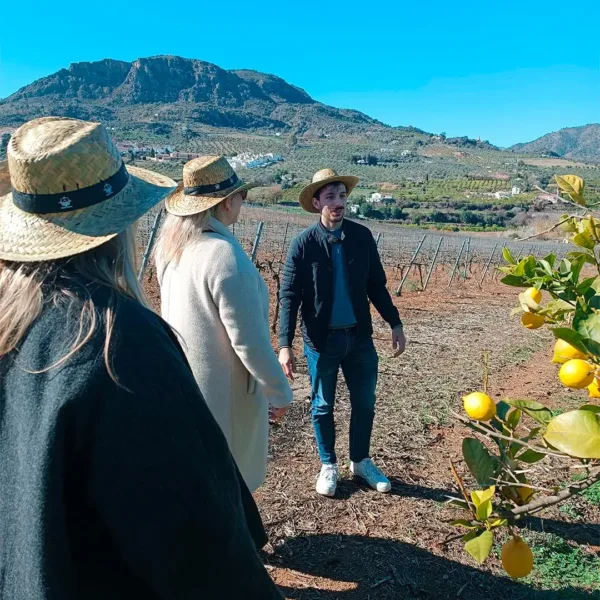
[1,0,598,147]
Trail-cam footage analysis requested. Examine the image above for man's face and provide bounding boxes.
[312,182,347,222]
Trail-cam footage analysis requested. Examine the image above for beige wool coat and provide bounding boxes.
[157,217,292,492]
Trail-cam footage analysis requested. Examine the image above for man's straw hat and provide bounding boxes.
[298,168,359,213]
[0,117,177,262]
[166,155,254,216]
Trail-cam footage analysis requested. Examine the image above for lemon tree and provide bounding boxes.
[449,175,600,579]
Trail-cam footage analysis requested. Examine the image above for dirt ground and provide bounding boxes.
[143,266,600,599]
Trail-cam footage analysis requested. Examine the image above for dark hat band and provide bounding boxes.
[184,173,239,196]
[12,163,129,215]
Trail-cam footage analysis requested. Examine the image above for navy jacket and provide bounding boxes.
[279,219,402,352]
[0,286,283,600]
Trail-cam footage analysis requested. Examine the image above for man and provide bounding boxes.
[278,168,406,497]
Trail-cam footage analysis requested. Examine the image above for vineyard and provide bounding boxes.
[138,204,570,332]
[139,205,569,295]
[137,203,600,598]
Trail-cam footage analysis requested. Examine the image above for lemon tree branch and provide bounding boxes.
[502,468,600,520]
[517,214,584,242]
[534,185,600,215]
[452,412,571,460]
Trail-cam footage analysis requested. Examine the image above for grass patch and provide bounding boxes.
[523,531,600,592]
[506,345,537,366]
[558,501,582,521]
[572,473,600,506]
[583,481,600,505]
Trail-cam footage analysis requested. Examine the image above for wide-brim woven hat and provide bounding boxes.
[0,117,177,262]
[298,168,359,213]
[165,155,254,216]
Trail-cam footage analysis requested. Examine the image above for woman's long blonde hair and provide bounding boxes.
[154,206,218,272]
[0,226,146,381]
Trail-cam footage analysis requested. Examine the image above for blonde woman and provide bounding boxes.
[155,156,293,492]
[0,118,284,599]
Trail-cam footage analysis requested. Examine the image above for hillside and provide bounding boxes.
[0,55,388,136]
[3,54,600,235]
[510,124,600,162]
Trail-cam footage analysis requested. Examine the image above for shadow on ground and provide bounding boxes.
[267,533,599,600]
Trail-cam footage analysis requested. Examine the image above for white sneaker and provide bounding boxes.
[350,458,391,493]
[316,464,339,497]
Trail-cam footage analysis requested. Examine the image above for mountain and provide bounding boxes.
[0,55,387,136]
[510,124,600,162]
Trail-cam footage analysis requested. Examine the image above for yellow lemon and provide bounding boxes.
[588,377,600,398]
[558,359,595,389]
[523,287,542,304]
[462,392,497,421]
[552,339,586,364]
[501,536,534,579]
[521,312,545,330]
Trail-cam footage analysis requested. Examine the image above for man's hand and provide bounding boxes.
[279,347,296,381]
[392,326,406,358]
[269,406,289,423]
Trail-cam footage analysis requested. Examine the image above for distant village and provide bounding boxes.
[116,143,284,169]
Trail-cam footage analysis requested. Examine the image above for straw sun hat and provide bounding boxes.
[165,155,254,216]
[298,168,359,213]
[0,117,177,262]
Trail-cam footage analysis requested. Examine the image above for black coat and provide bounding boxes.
[0,287,282,600]
[278,219,402,352]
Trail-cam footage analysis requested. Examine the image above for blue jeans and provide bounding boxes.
[304,330,379,465]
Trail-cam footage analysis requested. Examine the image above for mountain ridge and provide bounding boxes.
[510,123,600,162]
[0,55,388,135]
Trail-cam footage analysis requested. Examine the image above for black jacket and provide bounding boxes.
[0,286,282,600]
[279,219,402,352]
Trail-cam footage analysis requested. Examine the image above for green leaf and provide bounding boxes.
[574,313,600,346]
[555,175,586,205]
[504,399,553,425]
[543,253,557,267]
[487,518,508,529]
[559,259,572,275]
[507,408,522,430]
[516,449,547,463]
[449,519,479,529]
[503,247,516,265]
[577,276,598,295]
[501,274,527,287]
[471,486,496,507]
[495,400,512,421]
[463,530,479,543]
[538,300,575,320]
[464,530,494,564]
[570,254,587,284]
[514,259,527,277]
[476,499,493,521]
[523,256,537,278]
[567,251,597,267]
[573,232,596,250]
[544,410,600,459]
[580,404,600,414]
[537,259,553,275]
[462,439,499,487]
